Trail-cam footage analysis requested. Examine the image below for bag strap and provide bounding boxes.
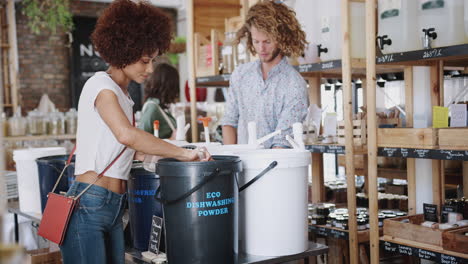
[156,104,176,132]
[50,114,135,200]
[143,100,176,132]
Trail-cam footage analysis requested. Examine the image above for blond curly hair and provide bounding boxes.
[236,0,307,58]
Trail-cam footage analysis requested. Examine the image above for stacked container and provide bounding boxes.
[316,0,365,61]
[377,0,419,54]
[294,0,320,64]
[417,0,466,49]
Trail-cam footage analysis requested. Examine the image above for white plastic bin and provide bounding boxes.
[377,0,419,53]
[13,147,66,214]
[316,0,365,61]
[417,0,466,49]
[236,149,311,256]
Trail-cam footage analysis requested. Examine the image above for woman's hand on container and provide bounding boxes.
[182,147,212,162]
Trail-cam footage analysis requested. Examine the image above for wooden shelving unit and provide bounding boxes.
[381,237,468,263]
[365,0,468,262]
[3,134,75,142]
[189,0,468,263]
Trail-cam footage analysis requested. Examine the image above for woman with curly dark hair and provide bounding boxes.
[59,1,210,263]
[221,0,309,149]
[138,63,179,138]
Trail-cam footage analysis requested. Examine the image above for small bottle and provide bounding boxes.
[153,120,160,138]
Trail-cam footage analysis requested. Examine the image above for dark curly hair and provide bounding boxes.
[144,63,180,109]
[236,0,307,57]
[91,0,173,68]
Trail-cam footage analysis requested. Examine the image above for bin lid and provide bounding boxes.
[13,147,66,161]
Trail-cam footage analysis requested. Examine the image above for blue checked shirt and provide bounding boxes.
[221,57,309,148]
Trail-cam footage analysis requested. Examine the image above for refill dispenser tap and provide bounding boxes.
[317,44,328,58]
[198,117,212,143]
[422,28,437,49]
[376,35,392,51]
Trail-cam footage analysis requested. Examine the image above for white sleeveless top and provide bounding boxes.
[75,71,135,180]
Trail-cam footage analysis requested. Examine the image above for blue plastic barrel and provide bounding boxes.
[127,162,163,251]
[36,155,75,212]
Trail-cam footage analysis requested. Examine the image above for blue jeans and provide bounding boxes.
[60,181,127,264]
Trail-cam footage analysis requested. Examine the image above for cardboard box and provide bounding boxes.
[25,248,62,264]
[442,226,468,254]
[383,214,461,247]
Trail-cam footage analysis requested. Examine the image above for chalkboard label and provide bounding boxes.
[383,241,398,253]
[423,203,438,222]
[413,149,431,159]
[382,147,399,157]
[398,245,414,256]
[148,215,164,254]
[417,248,438,260]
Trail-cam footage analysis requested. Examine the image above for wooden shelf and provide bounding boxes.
[195,74,231,87]
[309,224,382,243]
[306,144,346,154]
[378,147,468,161]
[307,144,468,161]
[376,44,468,66]
[381,236,468,263]
[4,134,76,142]
[195,44,468,87]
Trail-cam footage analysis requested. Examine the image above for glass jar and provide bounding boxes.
[47,110,65,135]
[221,32,235,74]
[1,112,8,136]
[8,108,27,136]
[357,218,367,230]
[27,109,46,135]
[236,37,249,66]
[65,108,78,135]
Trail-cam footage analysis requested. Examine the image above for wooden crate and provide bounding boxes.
[442,226,468,254]
[377,128,437,149]
[378,117,402,128]
[438,128,468,150]
[194,29,223,77]
[383,214,461,247]
[337,119,366,147]
[338,154,365,170]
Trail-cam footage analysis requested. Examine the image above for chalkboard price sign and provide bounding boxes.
[423,203,438,222]
[148,215,164,255]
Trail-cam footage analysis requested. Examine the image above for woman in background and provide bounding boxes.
[139,63,179,139]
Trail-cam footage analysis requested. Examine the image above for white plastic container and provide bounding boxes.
[13,147,66,214]
[294,0,320,64]
[208,144,262,155]
[236,149,311,256]
[316,0,365,61]
[465,0,468,37]
[377,0,419,53]
[417,0,466,49]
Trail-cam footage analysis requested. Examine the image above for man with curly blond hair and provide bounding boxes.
[222,0,309,148]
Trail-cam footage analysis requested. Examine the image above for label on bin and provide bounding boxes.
[421,0,444,10]
[148,215,163,254]
[186,191,235,217]
[380,0,401,19]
